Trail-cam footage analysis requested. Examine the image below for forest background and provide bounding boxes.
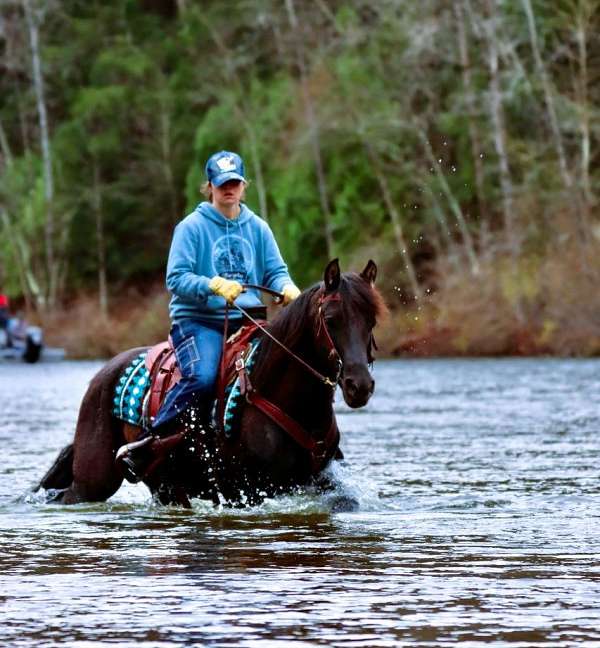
[0,0,599,358]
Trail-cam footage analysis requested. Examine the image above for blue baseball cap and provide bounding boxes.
[205,151,246,187]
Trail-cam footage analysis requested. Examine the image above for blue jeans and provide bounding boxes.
[151,318,240,430]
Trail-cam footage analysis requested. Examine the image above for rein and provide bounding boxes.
[218,283,367,472]
[225,285,342,389]
[219,284,344,472]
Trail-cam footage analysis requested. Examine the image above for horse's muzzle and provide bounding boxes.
[341,370,375,408]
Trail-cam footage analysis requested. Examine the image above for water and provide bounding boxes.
[1,358,600,646]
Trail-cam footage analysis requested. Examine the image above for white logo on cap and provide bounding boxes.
[216,156,237,172]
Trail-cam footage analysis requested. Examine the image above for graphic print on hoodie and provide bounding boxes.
[212,234,254,283]
[166,202,293,323]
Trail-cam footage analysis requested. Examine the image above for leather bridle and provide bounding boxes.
[314,290,343,386]
[221,284,372,471]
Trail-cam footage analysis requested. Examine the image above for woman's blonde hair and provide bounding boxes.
[201,180,249,202]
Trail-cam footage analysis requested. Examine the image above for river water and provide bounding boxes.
[1,358,600,646]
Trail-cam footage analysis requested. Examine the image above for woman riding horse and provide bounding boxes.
[36,259,386,507]
[116,150,301,482]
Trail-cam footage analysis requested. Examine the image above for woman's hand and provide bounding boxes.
[282,284,301,305]
[209,276,244,304]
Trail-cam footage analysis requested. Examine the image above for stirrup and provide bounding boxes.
[115,435,154,462]
[115,435,155,484]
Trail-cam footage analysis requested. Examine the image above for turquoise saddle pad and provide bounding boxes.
[112,351,151,426]
[112,338,261,431]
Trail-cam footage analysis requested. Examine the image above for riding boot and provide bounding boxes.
[115,396,212,484]
[116,417,196,484]
[115,430,157,484]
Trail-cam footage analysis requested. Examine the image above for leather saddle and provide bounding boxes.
[144,309,267,426]
[144,339,181,424]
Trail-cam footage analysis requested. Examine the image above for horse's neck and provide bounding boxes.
[255,335,334,427]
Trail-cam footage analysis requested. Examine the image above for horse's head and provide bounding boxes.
[314,259,386,408]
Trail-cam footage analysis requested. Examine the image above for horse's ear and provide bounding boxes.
[360,259,377,286]
[324,258,341,292]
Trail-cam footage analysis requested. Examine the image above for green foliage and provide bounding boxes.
[0,0,598,313]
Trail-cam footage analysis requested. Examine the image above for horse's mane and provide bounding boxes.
[250,273,387,389]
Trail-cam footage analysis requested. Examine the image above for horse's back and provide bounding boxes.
[92,346,149,387]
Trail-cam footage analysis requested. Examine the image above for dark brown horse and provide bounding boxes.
[36,259,386,507]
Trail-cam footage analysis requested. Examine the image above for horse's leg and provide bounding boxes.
[58,368,125,504]
[145,474,192,508]
[313,456,359,513]
[54,350,145,503]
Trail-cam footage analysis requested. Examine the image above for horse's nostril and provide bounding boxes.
[344,376,374,403]
[344,378,357,397]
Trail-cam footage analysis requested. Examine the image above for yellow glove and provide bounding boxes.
[282,284,301,305]
[209,276,244,304]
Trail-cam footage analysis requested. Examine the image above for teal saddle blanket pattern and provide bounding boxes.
[112,338,261,431]
[112,351,151,426]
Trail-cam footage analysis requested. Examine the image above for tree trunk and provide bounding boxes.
[0,117,13,168]
[425,185,462,271]
[23,0,56,307]
[363,141,422,300]
[574,2,593,224]
[247,136,269,221]
[284,0,334,258]
[482,0,517,257]
[521,0,573,190]
[158,91,178,224]
[521,0,592,247]
[454,1,487,224]
[92,159,108,319]
[418,129,480,275]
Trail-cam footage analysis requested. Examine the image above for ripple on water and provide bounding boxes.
[2,358,600,645]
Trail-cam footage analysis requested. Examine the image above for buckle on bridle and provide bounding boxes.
[235,357,245,372]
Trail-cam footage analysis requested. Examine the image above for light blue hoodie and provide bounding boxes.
[166,202,293,323]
